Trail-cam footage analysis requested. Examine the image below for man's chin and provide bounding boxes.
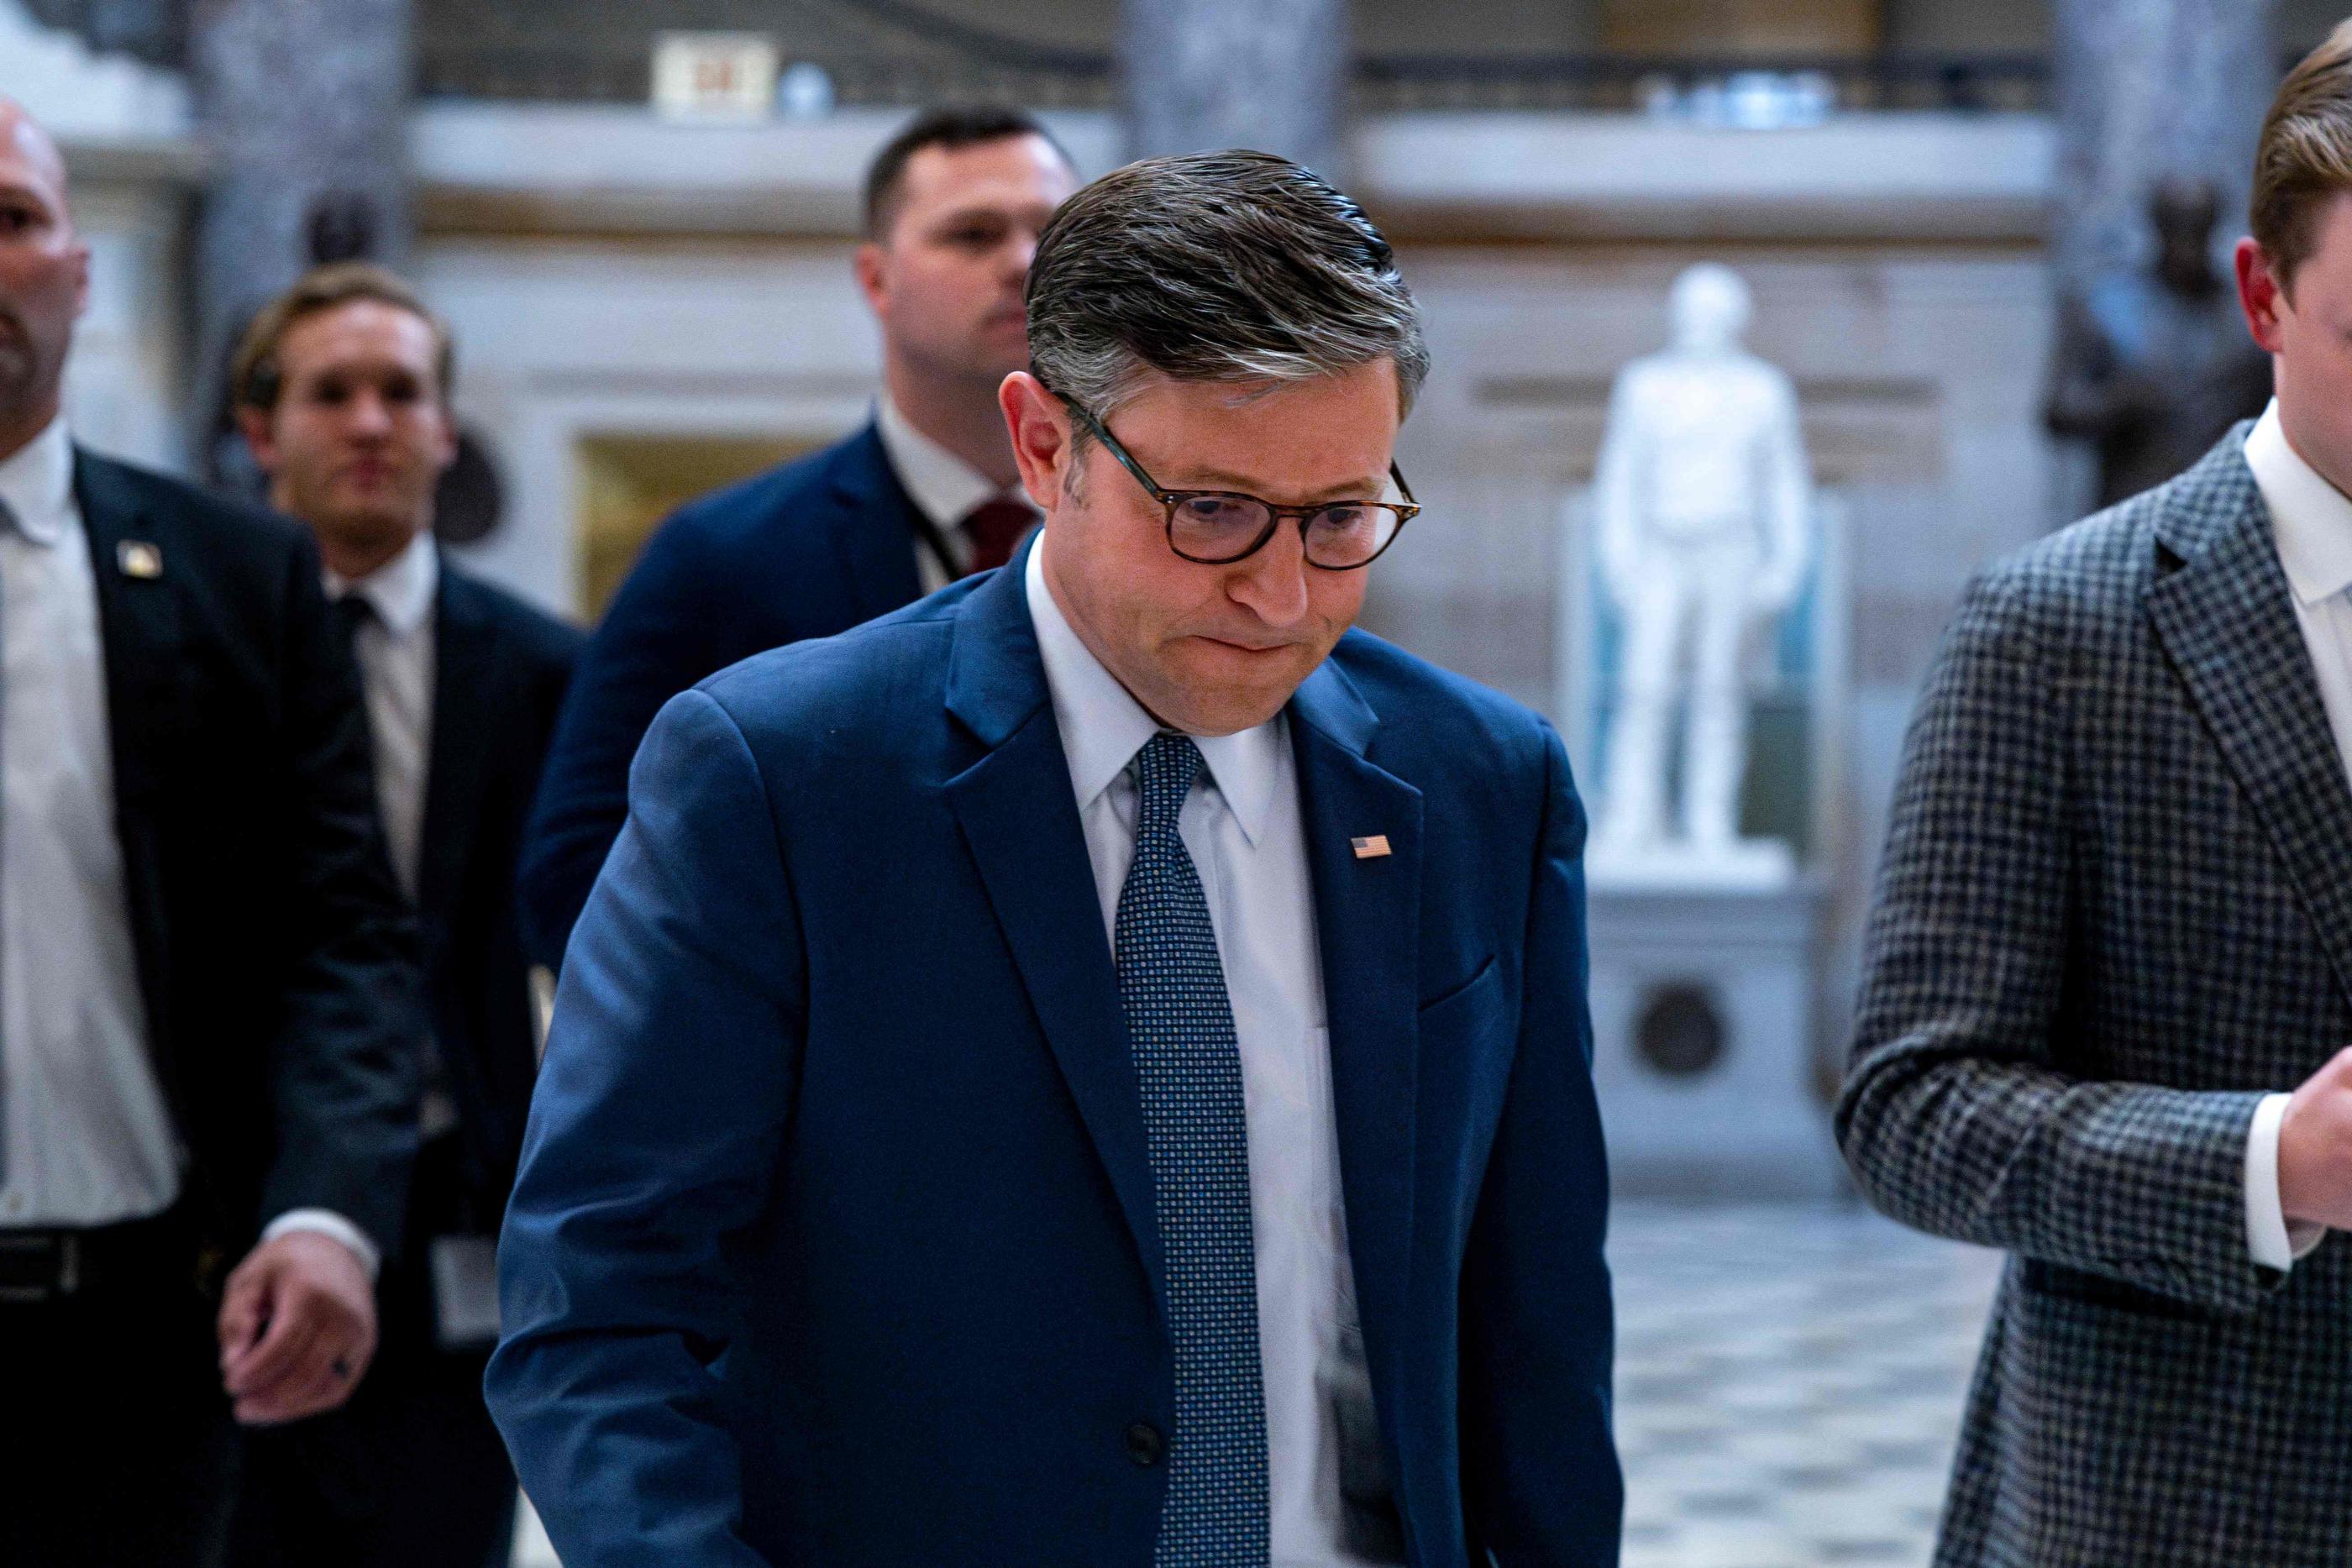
[1156,653,1315,734]
[318,508,426,556]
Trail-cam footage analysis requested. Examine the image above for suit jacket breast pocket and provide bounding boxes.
[1419,956,1514,1151]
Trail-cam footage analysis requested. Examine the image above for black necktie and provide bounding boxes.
[330,591,376,657]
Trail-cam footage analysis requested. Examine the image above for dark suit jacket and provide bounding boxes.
[417,560,580,1219]
[1839,431,2352,1565]
[487,544,1622,1568]
[515,422,926,967]
[73,450,421,1261]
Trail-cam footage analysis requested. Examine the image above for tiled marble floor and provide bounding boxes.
[1610,1201,2001,1568]
[517,1200,2003,1568]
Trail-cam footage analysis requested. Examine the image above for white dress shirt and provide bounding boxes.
[326,532,438,900]
[1026,539,1393,1566]
[874,395,1038,593]
[2243,401,2352,1270]
[0,417,178,1228]
[0,416,375,1274]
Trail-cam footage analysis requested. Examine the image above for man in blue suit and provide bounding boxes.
[516,105,1079,966]
[489,150,1620,1568]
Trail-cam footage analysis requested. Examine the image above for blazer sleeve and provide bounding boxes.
[1457,725,1623,1565]
[258,532,424,1256]
[515,515,730,970]
[1835,568,2276,1315]
[487,687,804,1568]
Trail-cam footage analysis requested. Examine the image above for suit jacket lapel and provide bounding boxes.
[420,567,496,926]
[1289,655,1423,1378]
[942,548,1166,1308]
[826,422,927,622]
[73,451,188,1089]
[2146,438,2352,1009]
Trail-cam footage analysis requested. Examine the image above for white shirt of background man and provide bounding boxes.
[326,530,438,899]
[874,395,1037,593]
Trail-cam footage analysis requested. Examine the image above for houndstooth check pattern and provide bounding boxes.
[1838,430,2352,1566]
[1116,732,1270,1568]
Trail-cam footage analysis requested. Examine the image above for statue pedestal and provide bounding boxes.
[1586,878,1844,1199]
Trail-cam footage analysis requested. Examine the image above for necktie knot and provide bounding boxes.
[1133,732,1203,833]
[330,592,377,653]
[961,496,1037,574]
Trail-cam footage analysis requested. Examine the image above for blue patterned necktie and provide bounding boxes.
[1116,732,1270,1567]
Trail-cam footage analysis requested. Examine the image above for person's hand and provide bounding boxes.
[216,1230,378,1425]
[2277,1046,2352,1230]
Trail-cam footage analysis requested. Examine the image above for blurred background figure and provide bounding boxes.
[224,262,580,1568]
[512,105,1078,968]
[0,96,420,1568]
[2045,176,2274,506]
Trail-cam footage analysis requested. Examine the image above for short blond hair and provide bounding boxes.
[232,262,454,411]
[2253,20,2352,289]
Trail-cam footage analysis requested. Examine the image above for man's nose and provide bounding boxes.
[1226,524,1312,627]
[346,391,392,436]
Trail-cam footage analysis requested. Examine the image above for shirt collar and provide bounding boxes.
[2248,399,2352,608]
[874,393,1019,530]
[0,415,77,547]
[326,531,438,637]
[1022,535,1283,847]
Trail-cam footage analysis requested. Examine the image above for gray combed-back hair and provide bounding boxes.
[1025,149,1428,444]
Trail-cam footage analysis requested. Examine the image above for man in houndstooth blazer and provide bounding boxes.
[1838,32,2352,1560]
[1840,422,2352,1564]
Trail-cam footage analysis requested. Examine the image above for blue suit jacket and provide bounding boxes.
[515,422,926,967]
[487,543,1621,1567]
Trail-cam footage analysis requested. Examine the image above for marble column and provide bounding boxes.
[2052,0,2279,287]
[187,0,412,479]
[1119,0,1349,180]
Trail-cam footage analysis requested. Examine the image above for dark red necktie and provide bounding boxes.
[961,497,1037,575]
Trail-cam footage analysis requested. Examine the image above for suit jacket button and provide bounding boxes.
[1125,1422,1164,1467]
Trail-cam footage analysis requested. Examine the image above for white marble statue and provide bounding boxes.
[1588,263,1813,880]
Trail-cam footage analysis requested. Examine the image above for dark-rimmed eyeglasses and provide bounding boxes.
[1058,396,1417,570]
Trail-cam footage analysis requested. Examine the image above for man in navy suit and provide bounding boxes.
[226,264,581,1568]
[516,104,1080,966]
[489,150,1620,1567]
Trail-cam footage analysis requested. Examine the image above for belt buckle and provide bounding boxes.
[0,1230,77,1302]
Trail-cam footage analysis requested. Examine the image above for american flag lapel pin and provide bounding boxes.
[117,540,163,579]
[1351,834,1392,860]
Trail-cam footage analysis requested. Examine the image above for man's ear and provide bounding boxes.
[235,406,280,479]
[999,371,1069,514]
[853,241,888,318]
[2236,236,2290,355]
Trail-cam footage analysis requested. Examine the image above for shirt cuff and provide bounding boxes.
[261,1209,382,1282]
[2246,1092,2327,1271]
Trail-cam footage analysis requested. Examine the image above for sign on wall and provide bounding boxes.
[651,32,780,122]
